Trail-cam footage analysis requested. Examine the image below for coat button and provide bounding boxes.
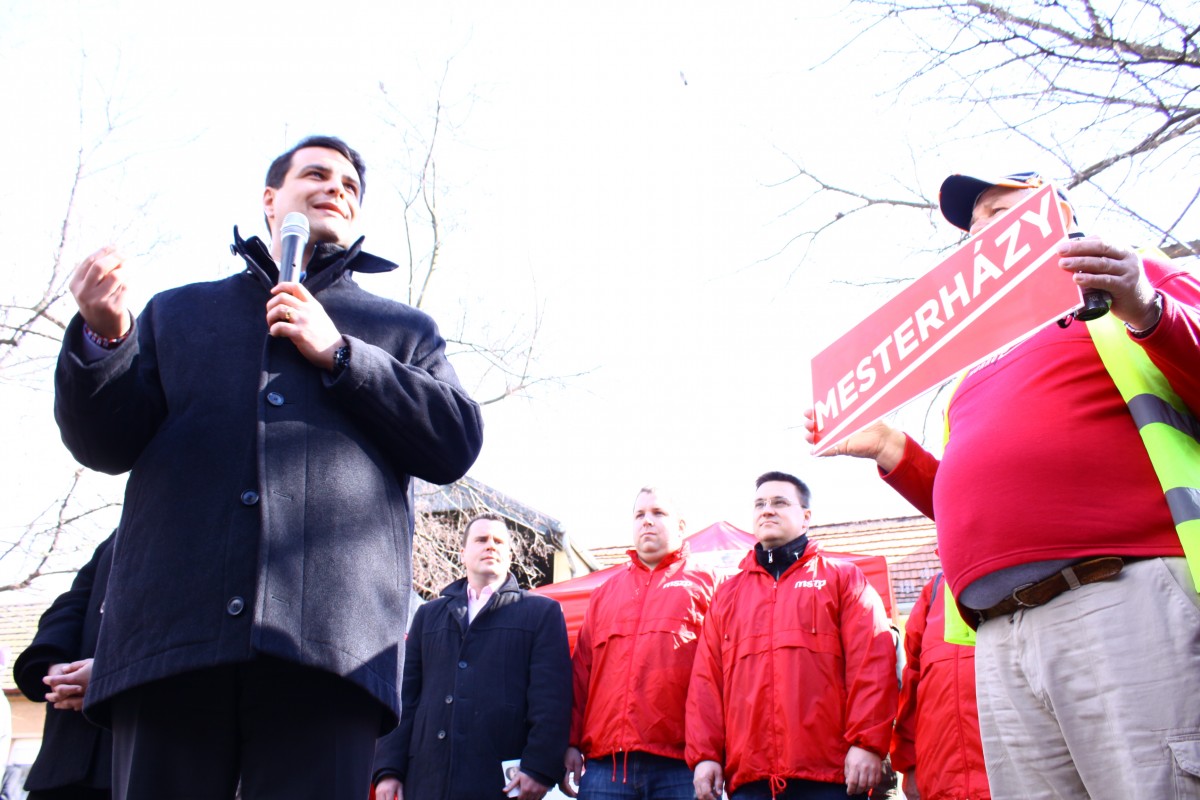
[437,730,446,740]
[266,392,285,407]
[444,695,453,704]
[226,597,245,616]
[458,661,467,669]
[240,490,259,505]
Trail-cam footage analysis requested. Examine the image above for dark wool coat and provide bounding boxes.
[374,574,571,799]
[53,231,484,728]
[14,534,114,792]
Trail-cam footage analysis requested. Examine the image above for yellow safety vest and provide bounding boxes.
[943,284,1200,645]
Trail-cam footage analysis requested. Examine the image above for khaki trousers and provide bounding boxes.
[976,557,1200,799]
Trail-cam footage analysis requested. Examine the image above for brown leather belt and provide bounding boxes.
[976,557,1128,622]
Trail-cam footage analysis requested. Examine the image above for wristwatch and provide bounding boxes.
[332,343,351,376]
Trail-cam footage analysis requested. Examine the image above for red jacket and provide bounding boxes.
[891,574,990,799]
[685,544,897,793]
[571,545,718,761]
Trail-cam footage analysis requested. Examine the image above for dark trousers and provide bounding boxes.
[731,778,867,800]
[110,657,383,800]
[28,790,111,800]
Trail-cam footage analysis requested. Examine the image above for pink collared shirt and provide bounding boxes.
[466,579,505,623]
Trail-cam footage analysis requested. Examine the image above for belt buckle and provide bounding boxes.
[1009,581,1038,608]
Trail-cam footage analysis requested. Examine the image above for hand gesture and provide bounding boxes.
[803,410,907,472]
[560,746,584,797]
[374,778,403,800]
[844,746,882,796]
[44,658,94,711]
[69,246,131,339]
[693,760,724,800]
[503,770,550,800]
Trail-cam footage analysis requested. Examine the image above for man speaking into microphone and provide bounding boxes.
[54,135,484,800]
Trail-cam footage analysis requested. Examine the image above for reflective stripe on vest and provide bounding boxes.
[1088,306,1200,587]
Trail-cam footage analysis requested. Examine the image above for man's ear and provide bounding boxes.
[263,187,277,231]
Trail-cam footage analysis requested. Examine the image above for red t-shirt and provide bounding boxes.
[884,257,1200,596]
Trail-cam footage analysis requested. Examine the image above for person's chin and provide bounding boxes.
[310,222,352,247]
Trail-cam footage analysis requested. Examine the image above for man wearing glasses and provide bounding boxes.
[686,472,897,800]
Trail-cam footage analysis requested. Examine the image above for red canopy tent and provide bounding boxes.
[535,521,896,652]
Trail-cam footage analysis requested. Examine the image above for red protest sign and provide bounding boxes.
[810,184,1081,454]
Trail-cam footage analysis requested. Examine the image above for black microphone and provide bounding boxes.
[1067,232,1111,321]
[278,212,310,284]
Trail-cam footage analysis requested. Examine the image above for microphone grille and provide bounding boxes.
[281,212,310,239]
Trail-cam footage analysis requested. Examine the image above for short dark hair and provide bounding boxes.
[462,513,507,547]
[755,471,811,508]
[266,135,366,195]
[263,136,367,232]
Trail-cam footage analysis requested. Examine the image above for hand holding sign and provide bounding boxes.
[803,410,908,471]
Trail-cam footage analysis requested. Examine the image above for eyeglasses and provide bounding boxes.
[753,498,808,511]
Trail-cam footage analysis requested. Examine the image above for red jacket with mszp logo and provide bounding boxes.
[686,544,897,793]
[571,545,718,762]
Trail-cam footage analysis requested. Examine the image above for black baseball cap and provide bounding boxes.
[940,171,1075,232]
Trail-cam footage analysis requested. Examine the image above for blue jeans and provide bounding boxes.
[580,753,695,800]
[731,778,867,800]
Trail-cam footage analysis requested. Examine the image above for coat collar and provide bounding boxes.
[624,540,691,572]
[230,226,400,290]
[441,573,521,632]
[441,572,521,602]
[739,538,819,577]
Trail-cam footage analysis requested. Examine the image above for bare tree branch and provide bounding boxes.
[378,67,593,410]
[0,469,120,592]
[772,0,1198,263]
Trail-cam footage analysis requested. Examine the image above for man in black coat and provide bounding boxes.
[374,514,571,800]
[53,136,484,800]
[14,534,115,800]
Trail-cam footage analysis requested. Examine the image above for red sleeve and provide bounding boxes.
[1138,257,1200,414]
[569,600,596,749]
[890,576,934,774]
[685,589,728,768]
[879,434,940,520]
[839,565,899,758]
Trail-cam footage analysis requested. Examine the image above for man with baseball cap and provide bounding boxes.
[939,171,1077,234]
[807,171,1200,797]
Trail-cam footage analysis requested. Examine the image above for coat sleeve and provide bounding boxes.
[13,534,113,701]
[838,564,899,759]
[685,588,728,768]
[54,311,168,475]
[569,596,597,750]
[890,576,934,774]
[1139,258,1200,415]
[328,316,483,486]
[518,598,572,788]
[374,604,428,784]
